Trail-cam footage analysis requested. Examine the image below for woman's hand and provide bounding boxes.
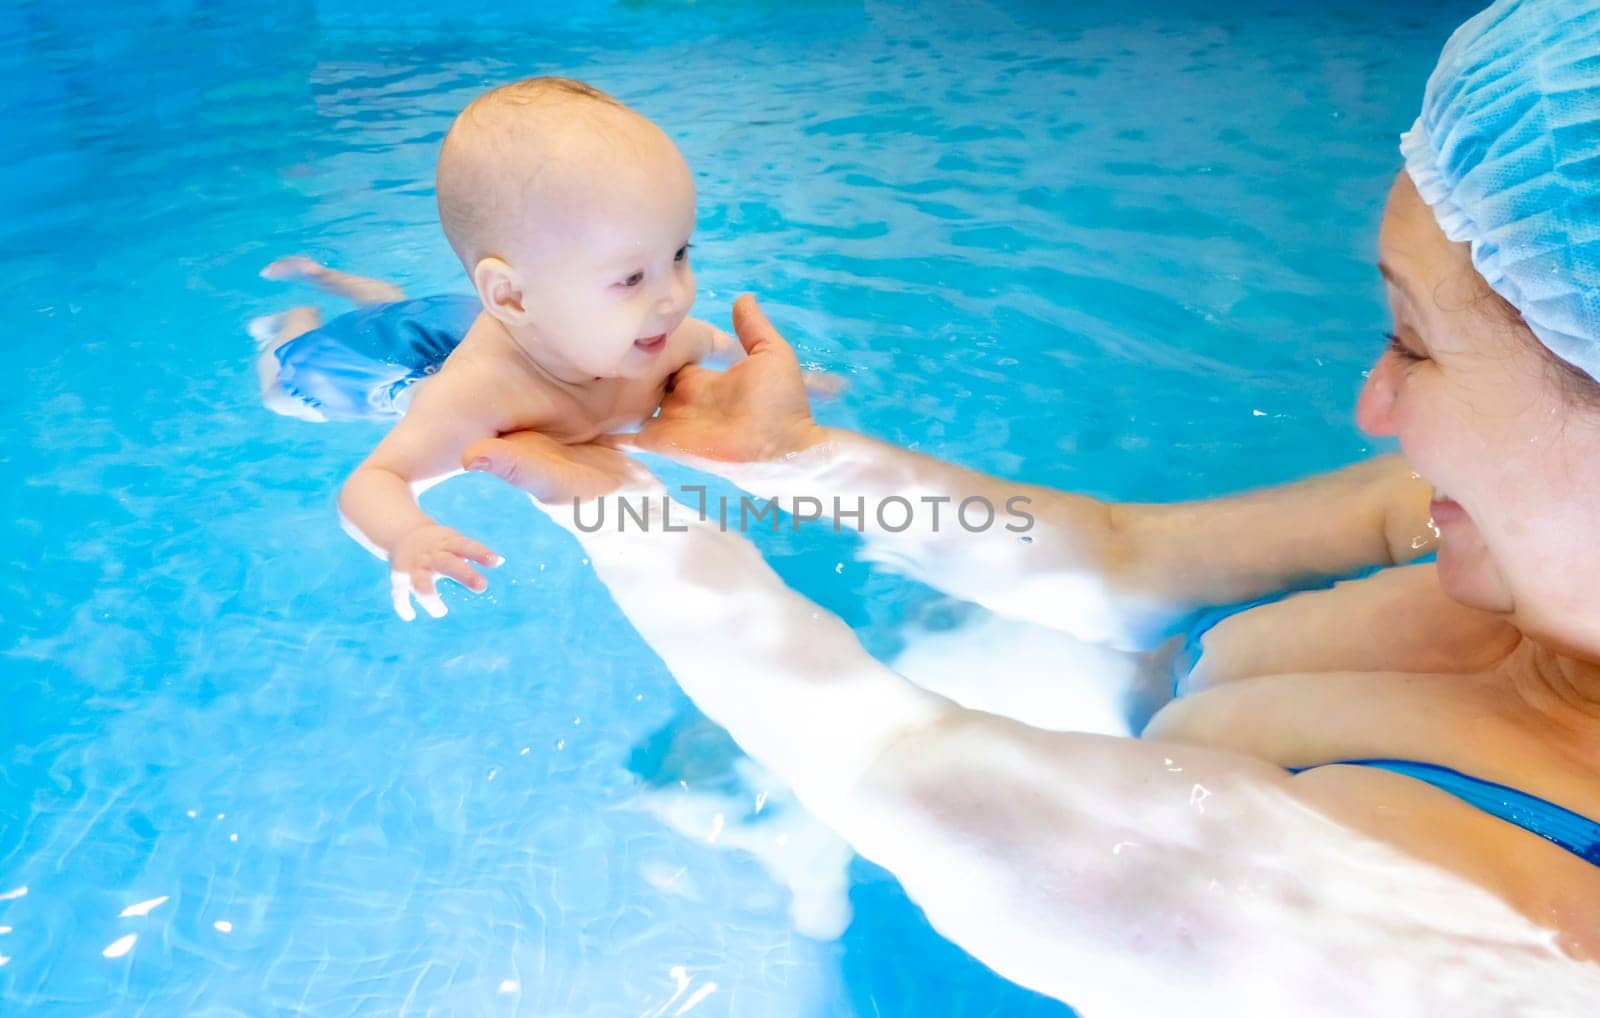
[463,431,655,503]
[616,295,827,465]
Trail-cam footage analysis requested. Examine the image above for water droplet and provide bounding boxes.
[213,920,232,934]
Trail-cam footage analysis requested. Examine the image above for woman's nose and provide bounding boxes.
[1356,352,1401,436]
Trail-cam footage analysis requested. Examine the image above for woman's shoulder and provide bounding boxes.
[1145,565,1600,958]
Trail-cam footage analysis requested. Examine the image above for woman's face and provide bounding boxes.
[1357,172,1600,653]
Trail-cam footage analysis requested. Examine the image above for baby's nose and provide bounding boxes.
[656,274,691,313]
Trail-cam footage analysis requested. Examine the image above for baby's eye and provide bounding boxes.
[620,271,644,288]
[674,244,691,263]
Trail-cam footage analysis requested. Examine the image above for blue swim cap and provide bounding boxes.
[1401,0,1600,380]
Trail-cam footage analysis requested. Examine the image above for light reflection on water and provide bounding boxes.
[0,0,1482,1013]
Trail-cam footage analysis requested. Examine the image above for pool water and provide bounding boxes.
[1,0,1480,1013]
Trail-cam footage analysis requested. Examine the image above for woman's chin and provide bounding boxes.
[1434,527,1514,614]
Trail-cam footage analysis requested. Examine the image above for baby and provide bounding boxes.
[256,77,742,620]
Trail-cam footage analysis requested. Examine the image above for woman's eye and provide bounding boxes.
[1386,331,1427,364]
[621,271,644,288]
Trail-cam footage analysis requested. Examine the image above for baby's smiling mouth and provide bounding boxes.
[634,333,667,354]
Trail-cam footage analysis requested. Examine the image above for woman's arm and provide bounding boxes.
[621,296,1438,648]
[464,436,1587,1016]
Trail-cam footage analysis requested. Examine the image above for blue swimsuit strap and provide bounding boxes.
[1319,758,1600,867]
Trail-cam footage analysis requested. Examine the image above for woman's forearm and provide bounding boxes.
[1113,452,1437,606]
[697,427,1164,647]
[540,491,955,801]
[696,429,1434,649]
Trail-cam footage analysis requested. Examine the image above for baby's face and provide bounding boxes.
[509,133,698,381]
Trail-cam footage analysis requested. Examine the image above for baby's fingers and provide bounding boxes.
[414,589,448,619]
[390,573,419,622]
[390,568,448,621]
[433,552,488,594]
[445,534,502,568]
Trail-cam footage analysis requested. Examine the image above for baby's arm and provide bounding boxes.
[670,317,743,370]
[338,373,505,620]
[676,317,844,396]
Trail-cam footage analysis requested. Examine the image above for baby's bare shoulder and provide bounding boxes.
[420,339,561,433]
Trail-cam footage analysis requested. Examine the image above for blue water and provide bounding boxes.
[1,0,1481,1013]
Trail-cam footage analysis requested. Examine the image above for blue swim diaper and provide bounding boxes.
[270,294,481,421]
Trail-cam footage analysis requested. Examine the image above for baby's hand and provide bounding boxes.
[802,370,848,399]
[387,524,502,621]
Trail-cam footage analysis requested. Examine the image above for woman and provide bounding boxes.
[466,1,1600,1013]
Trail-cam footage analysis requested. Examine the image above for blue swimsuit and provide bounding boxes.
[1179,589,1600,868]
[269,294,480,421]
[1322,759,1600,866]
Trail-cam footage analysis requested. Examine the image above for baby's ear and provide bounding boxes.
[473,257,528,325]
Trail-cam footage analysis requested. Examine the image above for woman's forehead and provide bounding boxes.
[1379,173,1472,304]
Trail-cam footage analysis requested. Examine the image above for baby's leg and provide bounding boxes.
[250,306,328,421]
[260,255,405,306]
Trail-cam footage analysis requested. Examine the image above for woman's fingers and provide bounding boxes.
[462,435,551,495]
[662,363,714,405]
[731,294,806,370]
[731,294,785,357]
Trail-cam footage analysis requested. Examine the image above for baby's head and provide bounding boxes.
[437,77,697,381]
